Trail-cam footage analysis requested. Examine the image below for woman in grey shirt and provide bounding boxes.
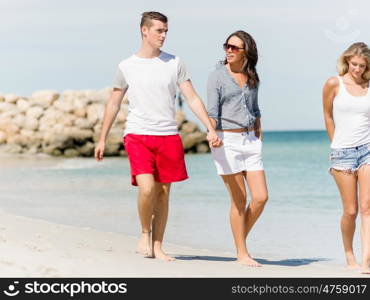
[207,30,268,267]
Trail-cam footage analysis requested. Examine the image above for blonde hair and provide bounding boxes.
[337,42,370,81]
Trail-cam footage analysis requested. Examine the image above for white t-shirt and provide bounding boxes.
[331,76,370,149]
[113,51,190,136]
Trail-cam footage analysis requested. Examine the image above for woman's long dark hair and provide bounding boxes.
[223,30,259,88]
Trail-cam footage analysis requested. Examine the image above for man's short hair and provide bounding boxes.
[140,11,168,28]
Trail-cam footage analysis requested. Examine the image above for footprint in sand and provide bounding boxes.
[76,242,91,248]
[105,246,114,252]
[37,266,60,277]
[24,243,45,252]
[0,260,14,266]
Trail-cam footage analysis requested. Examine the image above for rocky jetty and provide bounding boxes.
[0,89,209,157]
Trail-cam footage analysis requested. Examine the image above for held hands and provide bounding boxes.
[207,129,222,148]
[94,141,105,161]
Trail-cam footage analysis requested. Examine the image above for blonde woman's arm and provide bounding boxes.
[322,77,339,142]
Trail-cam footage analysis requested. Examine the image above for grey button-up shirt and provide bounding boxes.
[207,62,261,130]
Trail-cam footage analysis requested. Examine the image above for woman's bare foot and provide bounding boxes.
[361,259,370,274]
[153,248,176,262]
[237,255,262,267]
[347,263,361,270]
[136,232,153,257]
[346,253,360,269]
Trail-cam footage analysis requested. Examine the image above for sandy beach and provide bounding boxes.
[0,210,368,278]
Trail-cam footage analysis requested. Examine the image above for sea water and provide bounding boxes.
[0,131,361,265]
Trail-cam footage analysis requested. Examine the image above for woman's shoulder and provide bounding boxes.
[324,76,340,88]
[323,76,340,98]
[323,76,340,95]
[208,64,225,83]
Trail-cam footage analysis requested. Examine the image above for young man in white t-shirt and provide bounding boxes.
[95,11,221,261]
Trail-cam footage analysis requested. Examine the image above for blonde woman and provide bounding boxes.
[323,42,370,274]
[207,31,268,267]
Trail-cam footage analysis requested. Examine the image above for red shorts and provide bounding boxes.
[123,134,188,186]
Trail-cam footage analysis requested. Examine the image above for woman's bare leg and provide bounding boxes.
[357,165,370,273]
[244,170,268,239]
[331,169,360,269]
[222,172,261,266]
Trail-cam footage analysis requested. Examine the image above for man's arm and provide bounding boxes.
[179,80,221,147]
[94,88,127,161]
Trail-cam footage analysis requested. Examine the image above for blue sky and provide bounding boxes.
[1,0,369,130]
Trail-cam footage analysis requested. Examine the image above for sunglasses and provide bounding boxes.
[223,43,244,52]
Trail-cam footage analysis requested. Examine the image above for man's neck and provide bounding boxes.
[136,43,161,59]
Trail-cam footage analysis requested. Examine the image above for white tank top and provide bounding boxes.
[331,76,370,149]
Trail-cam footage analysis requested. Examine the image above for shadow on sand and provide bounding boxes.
[174,255,330,266]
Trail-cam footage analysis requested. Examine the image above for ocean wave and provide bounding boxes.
[46,158,103,170]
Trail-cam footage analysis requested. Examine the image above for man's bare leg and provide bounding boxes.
[135,174,156,257]
[152,182,175,261]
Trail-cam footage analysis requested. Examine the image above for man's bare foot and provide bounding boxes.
[237,255,262,267]
[346,254,360,269]
[153,248,175,262]
[136,232,153,257]
[361,267,370,274]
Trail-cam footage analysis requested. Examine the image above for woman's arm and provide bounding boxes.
[207,72,222,146]
[207,72,220,130]
[254,117,262,140]
[322,77,338,142]
[252,85,262,139]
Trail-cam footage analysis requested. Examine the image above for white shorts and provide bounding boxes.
[210,131,264,175]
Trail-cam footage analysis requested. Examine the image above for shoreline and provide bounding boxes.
[0,210,368,278]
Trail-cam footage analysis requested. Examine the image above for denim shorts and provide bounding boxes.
[329,143,370,174]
